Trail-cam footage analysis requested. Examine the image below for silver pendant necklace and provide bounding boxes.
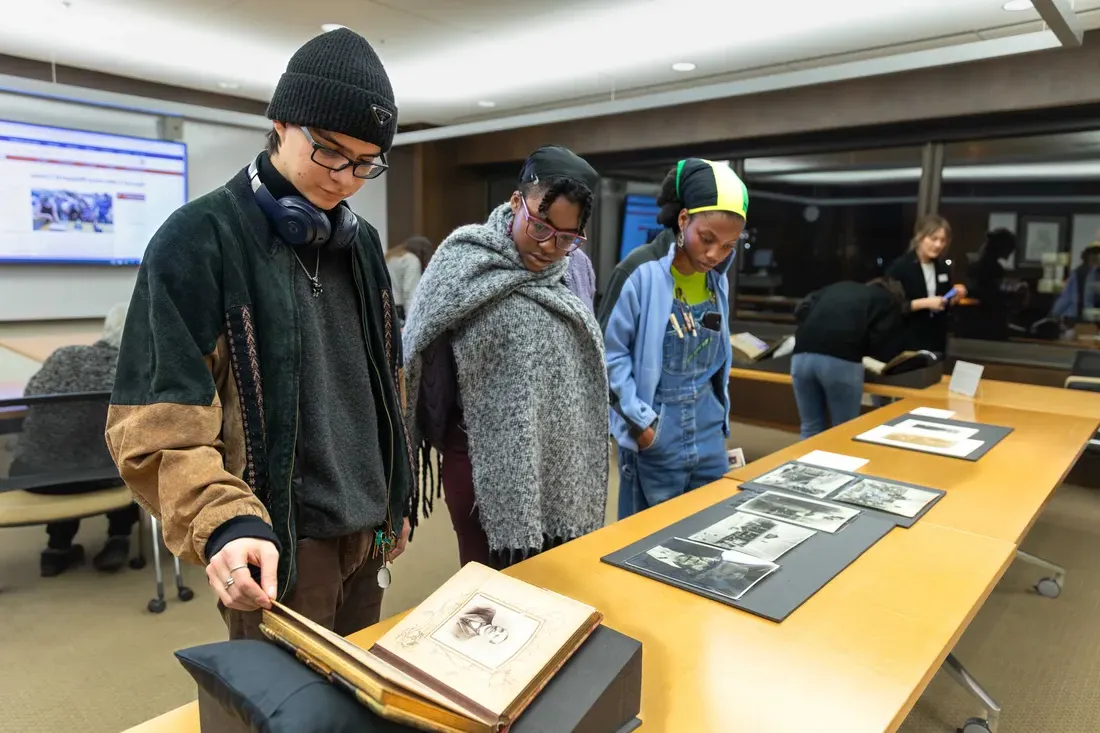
[291,249,323,297]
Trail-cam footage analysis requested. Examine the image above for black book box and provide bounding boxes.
[177,625,642,733]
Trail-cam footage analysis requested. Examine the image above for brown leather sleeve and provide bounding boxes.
[105,337,269,565]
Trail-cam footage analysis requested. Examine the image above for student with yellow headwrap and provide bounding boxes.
[598,159,748,519]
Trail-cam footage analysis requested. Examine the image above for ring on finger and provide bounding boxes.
[224,576,235,590]
[228,564,249,574]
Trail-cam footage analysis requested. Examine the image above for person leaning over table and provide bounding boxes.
[790,278,908,439]
[402,145,609,570]
[884,213,968,356]
[105,29,415,640]
[599,159,747,520]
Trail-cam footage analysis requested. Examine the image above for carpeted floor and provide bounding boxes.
[2,424,1099,732]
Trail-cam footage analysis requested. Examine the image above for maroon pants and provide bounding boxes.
[440,437,502,569]
[221,532,384,641]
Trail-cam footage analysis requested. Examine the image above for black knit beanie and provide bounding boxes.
[267,28,398,152]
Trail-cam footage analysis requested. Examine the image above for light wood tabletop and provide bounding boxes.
[123,476,1016,733]
[0,331,99,363]
[729,398,1099,545]
[730,368,1100,420]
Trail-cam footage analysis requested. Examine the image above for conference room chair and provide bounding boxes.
[1064,350,1100,452]
[0,392,193,611]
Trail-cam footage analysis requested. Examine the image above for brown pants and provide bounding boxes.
[221,532,385,640]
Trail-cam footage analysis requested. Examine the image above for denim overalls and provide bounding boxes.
[618,297,729,516]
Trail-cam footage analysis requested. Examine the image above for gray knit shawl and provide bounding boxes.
[402,203,609,554]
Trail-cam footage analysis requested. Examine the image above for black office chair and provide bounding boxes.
[1064,351,1100,453]
[0,392,192,612]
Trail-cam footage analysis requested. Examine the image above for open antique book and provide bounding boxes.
[260,562,603,733]
[862,349,938,376]
[731,332,781,362]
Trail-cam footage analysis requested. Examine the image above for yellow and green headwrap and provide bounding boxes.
[675,158,749,220]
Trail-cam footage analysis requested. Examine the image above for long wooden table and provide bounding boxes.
[728,398,1100,545]
[729,367,1100,420]
[124,476,1015,733]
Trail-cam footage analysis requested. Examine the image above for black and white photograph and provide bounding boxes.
[430,593,542,670]
[739,491,860,534]
[626,537,778,602]
[750,462,855,498]
[689,511,816,561]
[832,479,939,518]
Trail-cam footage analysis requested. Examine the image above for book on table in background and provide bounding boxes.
[259,562,603,733]
[731,332,782,362]
[861,350,938,376]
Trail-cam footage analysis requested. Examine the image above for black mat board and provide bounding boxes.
[852,413,1013,462]
[601,492,894,623]
[737,461,946,529]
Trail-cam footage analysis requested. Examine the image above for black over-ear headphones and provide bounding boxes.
[248,155,358,250]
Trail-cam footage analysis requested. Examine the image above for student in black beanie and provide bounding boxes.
[107,28,416,640]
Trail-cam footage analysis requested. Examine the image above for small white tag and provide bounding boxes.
[938,273,949,283]
[949,361,985,398]
[910,406,956,419]
[727,447,746,469]
[797,450,868,472]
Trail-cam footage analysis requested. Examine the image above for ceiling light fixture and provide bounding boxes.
[1002,0,1033,10]
[477,100,496,108]
[321,23,347,32]
[217,81,240,90]
[671,62,696,72]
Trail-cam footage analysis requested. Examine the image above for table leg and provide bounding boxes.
[943,652,1001,733]
[1015,549,1066,598]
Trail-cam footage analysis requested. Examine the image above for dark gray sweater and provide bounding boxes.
[261,155,388,539]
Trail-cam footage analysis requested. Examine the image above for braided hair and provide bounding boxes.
[519,177,594,235]
[655,167,688,233]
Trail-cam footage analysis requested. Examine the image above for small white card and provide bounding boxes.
[727,447,746,469]
[909,406,956,419]
[796,450,869,472]
[949,361,985,398]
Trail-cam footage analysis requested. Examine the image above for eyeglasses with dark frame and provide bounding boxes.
[300,126,388,180]
[518,197,586,252]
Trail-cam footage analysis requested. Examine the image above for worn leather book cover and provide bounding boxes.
[261,562,603,733]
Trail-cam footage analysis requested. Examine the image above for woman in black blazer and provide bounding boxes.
[885,214,967,355]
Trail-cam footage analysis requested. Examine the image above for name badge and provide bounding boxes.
[937,273,949,283]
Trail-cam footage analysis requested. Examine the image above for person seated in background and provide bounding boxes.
[385,235,435,321]
[11,303,139,577]
[790,278,908,439]
[402,145,609,570]
[1052,243,1100,323]
[600,159,747,519]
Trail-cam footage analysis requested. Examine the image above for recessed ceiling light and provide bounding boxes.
[217,81,240,90]
[321,23,347,32]
[1002,0,1033,10]
[477,100,496,108]
[671,62,696,73]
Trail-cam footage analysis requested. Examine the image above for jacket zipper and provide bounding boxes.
[352,261,396,530]
[281,245,298,602]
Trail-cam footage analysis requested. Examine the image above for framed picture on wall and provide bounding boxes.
[1019,217,1065,267]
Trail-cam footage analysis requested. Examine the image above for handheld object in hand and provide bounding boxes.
[944,286,959,301]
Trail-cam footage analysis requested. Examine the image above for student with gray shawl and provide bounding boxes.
[403,145,608,568]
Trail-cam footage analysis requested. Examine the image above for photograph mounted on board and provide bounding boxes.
[749,462,855,498]
[856,420,984,458]
[627,537,778,602]
[689,511,816,561]
[431,593,542,671]
[739,491,860,534]
[832,479,939,518]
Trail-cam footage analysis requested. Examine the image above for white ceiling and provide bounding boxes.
[3,0,1100,127]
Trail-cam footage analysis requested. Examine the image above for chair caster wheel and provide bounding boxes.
[129,557,147,570]
[148,598,167,614]
[960,718,991,733]
[178,586,195,602]
[1035,577,1061,598]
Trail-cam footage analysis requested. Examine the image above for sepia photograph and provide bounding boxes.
[739,491,860,534]
[627,537,778,601]
[690,511,816,561]
[833,479,939,518]
[892,419,979,439]
[431,593,542,670]
[750,462,855,498]
[857,422,985,458]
